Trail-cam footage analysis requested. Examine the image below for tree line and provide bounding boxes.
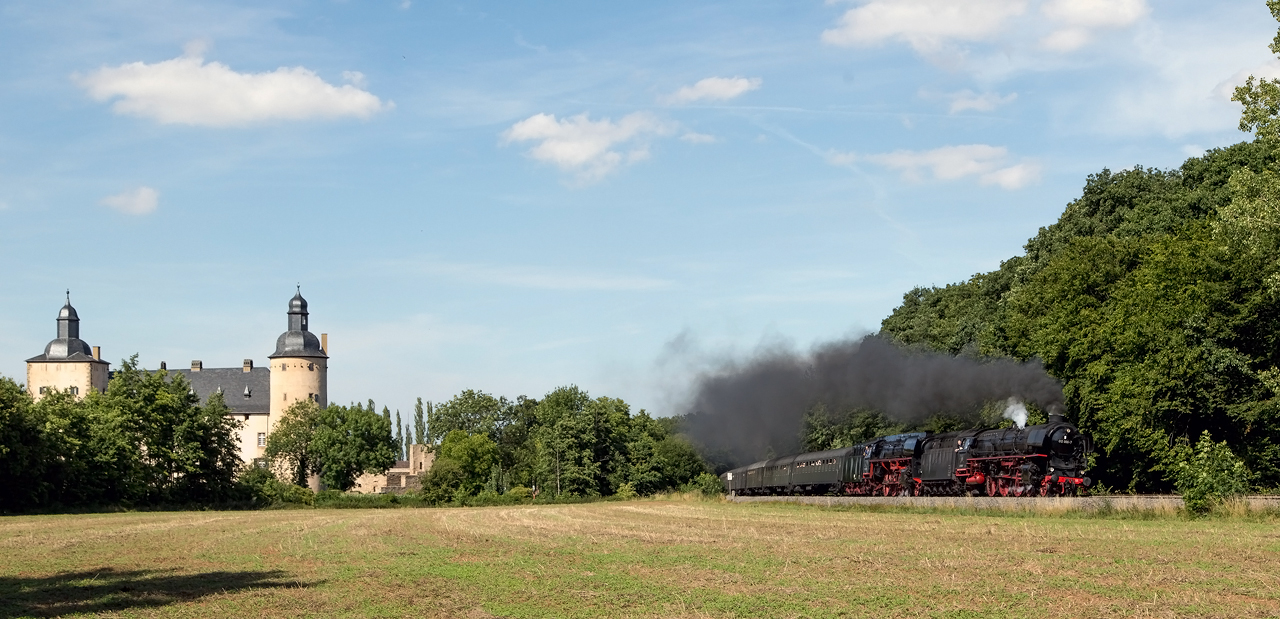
[0,357,716,511]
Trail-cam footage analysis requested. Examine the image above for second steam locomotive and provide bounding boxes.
[722,412,1093,497]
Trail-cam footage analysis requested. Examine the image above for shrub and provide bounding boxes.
[1174,431,1252,515]
[684,472,724,498]
[238,467,314,506]
[614,482,639,500]
[506,486,533,502]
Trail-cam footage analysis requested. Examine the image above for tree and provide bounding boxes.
[311,403,398,491]
[167,391,244,503]
[429,390,510,443]
[414,397,427,445]
[265,400,322,487]
[1175,431,1253,514]
[0,376,49,511]
[266,399,398,491]
[435,430,500,496]
[394,408,403,457]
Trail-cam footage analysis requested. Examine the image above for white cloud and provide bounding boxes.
[822,0,1026,54]
[341,70,367,88]
[946,89,1017,113]
[502,112,673,182]
[663,76,762,104]
[75,45,389,127]
[100,186,159,215]
[1215,59,1280,100]
[1041,0,1149,51]
[680,132,717,144]
[834,144,1040,189]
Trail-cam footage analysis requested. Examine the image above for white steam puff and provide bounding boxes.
[1002,397,1029,429]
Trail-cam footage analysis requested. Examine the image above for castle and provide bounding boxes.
[27,289,330,466]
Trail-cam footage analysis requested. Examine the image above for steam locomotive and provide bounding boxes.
[721,412,1093,497]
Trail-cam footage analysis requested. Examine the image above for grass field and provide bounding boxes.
[0,499,1277,618]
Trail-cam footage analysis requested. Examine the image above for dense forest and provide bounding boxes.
[869,124,1280,494]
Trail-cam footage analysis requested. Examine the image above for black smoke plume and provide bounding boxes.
[679,335,1063,468]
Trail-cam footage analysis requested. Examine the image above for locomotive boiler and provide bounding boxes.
[722,412,1092,497]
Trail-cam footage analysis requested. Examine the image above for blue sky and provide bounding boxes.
[1,0,1275,417]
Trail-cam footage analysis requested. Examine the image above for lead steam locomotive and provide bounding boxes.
[721,412,1092,497]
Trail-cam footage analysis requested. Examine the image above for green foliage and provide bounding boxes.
[878,135,1280,493]
[237,466,314,506]
[1175,432,1253,514]
[394,408,403,456]
[0,359,246,510]
[685,472,724,497]
[415,385,712,501]
[802,404,904,452]
[428,389,511,443]
[614,482,639,500]
[266,399,398,492]
[313,403,399,491]
[436,431,500,495]
[419,457,465,505]
[505,485,534,501]
[413,397,427,445]
[264,400,322,486]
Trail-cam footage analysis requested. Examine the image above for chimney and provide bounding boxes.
[92,346,100,360]
[321,333,328,354]
[243,359,254,373]
[160,361,167,371]
[191,360,202,372]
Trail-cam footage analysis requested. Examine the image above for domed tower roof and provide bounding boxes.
[268,287,327,359]
[27,292,104,363]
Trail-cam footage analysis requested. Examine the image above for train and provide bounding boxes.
[721,412,1093,497]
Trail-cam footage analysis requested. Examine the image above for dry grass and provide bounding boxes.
[0,500,1277,618]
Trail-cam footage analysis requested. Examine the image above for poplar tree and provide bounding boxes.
[414,397,427,445]
[393,408,402,460]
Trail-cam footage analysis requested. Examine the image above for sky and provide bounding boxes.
[1,0,1276,418]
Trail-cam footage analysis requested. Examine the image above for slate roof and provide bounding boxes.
[26,340,106,364]
[173,367,271,414]
[269,330,327,359]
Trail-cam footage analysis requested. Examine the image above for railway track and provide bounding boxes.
[729,494,1280,511]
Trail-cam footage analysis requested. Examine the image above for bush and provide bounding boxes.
[506,486,533,502]
[1174,432,1252,515]
[684,472,724,497]
[419,457,465,506]
[238,467,314,506]
[614,482,639,500]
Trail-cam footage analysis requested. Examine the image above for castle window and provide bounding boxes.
[281,363,286,371]
[253,458,268,469]
[69,386,78,396]
[308,363,314,371]
[38,386,48,394]
[257,432,266,447]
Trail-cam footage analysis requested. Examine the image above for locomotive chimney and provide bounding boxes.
[1047,404,1066,424]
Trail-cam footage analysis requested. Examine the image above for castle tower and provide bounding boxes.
[267,288,328,429]
[26,293,110,400]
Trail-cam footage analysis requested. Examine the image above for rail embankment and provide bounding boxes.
[729,494,1280,512]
